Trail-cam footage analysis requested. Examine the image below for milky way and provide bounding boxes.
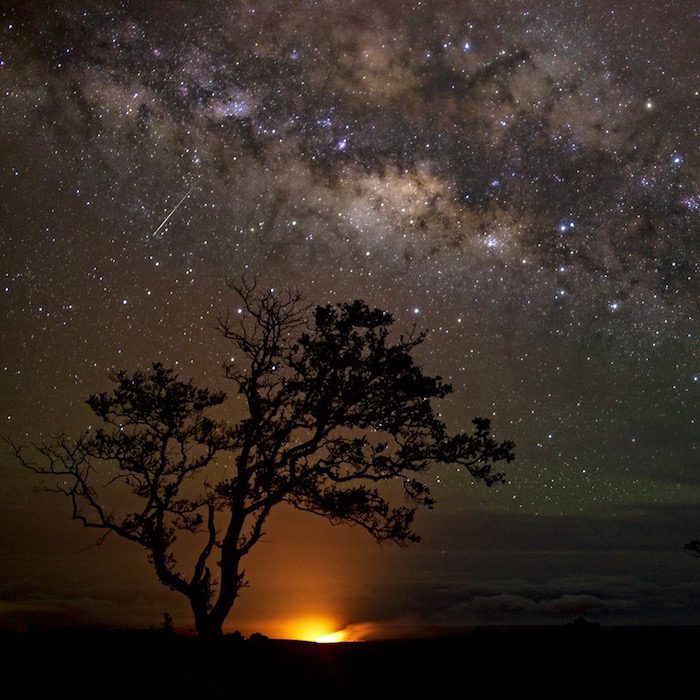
[1,1,698,630]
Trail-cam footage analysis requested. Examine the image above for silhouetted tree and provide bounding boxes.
[162,611,174,634]
[11,363,230,636]
[12,280,514,640]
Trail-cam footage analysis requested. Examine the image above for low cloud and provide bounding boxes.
[462,593,637,617]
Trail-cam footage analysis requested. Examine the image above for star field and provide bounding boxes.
[0,1,698,629]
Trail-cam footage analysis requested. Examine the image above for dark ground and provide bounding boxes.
[3,625,697,697]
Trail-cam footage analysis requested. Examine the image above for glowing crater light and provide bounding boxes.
[284,617,343,642]
[315,630,348,643]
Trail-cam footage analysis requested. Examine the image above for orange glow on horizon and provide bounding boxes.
[315,630,348,643]
[272,617,367,642]
[282,616,342,642]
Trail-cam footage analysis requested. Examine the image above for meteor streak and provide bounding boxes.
[150,183,196,238]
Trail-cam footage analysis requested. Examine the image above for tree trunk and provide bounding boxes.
[191,597,222,641]
[189,546,243,640]
[194,611,225,641]
[192,594,239,641]
[204,551,242,638]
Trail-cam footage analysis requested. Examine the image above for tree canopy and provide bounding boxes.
[12,281,514,639]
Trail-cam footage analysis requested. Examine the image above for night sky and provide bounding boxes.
[1,1,698,638]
